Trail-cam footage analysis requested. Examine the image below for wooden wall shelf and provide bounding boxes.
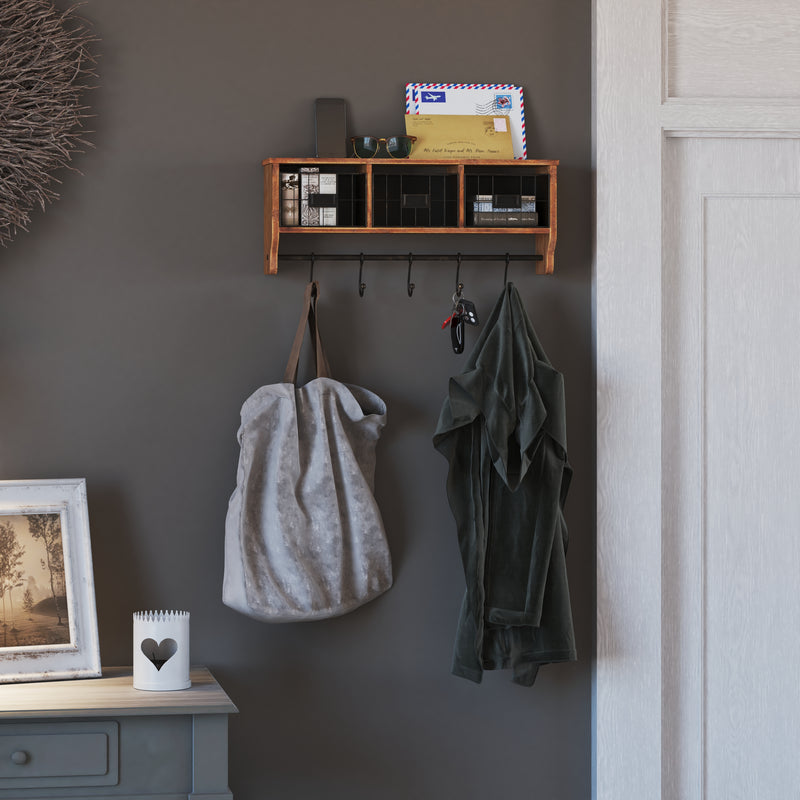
[262,157,558,275]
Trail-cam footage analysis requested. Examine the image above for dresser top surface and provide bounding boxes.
[0,666,238,719]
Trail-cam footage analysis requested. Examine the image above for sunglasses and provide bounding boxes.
[351,135,417,159]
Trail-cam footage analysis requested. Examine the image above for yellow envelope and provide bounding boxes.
[404,114,514,160]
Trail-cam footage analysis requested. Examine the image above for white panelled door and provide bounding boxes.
[596,3,800,799]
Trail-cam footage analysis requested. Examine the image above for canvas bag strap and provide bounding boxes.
[283,281,331,384]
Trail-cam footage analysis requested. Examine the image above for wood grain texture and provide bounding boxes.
[598,0,800,786]
[595,0,664,797]
[667,0,800,100]
[703,190,800,798]
[544,165,557,275]
[0,667,237,719]
[278,227,545,235]
[260,158,559,167]
[457,163,466,227]
[264,163,279,274]
[662,138,706,800]
[662,138,800,798]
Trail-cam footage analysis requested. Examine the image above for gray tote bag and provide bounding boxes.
[223,281,392,621]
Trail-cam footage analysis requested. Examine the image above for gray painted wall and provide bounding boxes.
[0,2,593,797]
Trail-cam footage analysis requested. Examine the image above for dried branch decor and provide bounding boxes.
[0,1,97,246]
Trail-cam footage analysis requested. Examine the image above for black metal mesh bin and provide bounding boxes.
[280,167,367,227]
[335,172,367,227]
[465,170,549,227]
[372,169,459,227]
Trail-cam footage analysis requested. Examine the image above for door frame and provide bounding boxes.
[594,0,663,796]
[594,2,800,798]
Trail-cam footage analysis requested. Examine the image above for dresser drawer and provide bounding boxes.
[0,720,118,790]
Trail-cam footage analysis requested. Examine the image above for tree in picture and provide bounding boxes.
[22,587,34,620]
[27,514,66,627]
[0,521,26,632]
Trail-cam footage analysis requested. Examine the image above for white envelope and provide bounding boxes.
[405,83,526,159]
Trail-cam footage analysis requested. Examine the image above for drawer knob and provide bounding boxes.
[10,750,29,765]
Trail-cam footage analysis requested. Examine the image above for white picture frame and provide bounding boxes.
[0,479,101,683]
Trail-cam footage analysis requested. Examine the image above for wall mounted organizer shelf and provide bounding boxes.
[262,158,558,275]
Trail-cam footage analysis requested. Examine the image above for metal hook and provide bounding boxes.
[309,252,315,282]
[407,253,415,297]
[504,252,511,286]
[358,253,366,297]
[455,253,463,297]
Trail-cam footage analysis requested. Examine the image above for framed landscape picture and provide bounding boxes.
[0,479,101,683]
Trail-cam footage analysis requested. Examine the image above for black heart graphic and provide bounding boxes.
[140,638,178,671]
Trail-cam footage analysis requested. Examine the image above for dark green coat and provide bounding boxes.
[433,283,576,686]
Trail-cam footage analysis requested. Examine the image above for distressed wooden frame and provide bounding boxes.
[0,479,100,683]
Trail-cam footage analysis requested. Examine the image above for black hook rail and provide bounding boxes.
[302,251,540,288]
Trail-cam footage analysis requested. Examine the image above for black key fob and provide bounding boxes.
[458,299,479,326]
[450,314,465,354]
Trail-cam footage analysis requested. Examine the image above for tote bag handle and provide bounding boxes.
[283,281,332,384]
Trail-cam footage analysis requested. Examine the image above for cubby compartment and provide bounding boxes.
[277,164,368,228]
[464,167,549,227]
[372,167,459,228]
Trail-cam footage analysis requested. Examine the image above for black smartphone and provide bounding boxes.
[315,98,347,158]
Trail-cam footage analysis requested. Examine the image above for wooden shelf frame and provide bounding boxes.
[262,157,558,275]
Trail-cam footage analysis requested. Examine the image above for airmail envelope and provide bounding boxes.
[404,114,514,160]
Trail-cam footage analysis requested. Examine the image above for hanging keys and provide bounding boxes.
[441,284,479,352]
[441,291,464,329]
[441,290,479,352]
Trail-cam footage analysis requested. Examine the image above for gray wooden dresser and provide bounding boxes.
[0,666,237,799]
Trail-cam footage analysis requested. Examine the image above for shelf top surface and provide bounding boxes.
[263,157,558,167]
[0,666,238,719]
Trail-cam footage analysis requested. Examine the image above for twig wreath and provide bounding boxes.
[0,1,98,246]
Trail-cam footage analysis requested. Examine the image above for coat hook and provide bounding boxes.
[407,253,415,297]
[309,252,315,282]
[504,252,511,286]
[455,252,463,297]
[358,253,366,297]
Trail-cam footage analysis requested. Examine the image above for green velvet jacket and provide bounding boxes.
[433,283,576,686]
